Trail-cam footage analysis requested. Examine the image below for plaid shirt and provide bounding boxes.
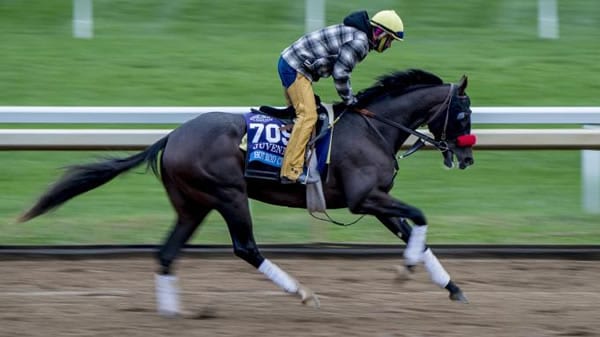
[281,24,370,104]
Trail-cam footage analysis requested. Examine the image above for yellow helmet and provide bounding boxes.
[370,10,404,41]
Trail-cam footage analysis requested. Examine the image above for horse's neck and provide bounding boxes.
[366,86,447,149]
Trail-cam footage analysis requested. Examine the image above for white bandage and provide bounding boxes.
[154,274,180,316]
[423,248,450,288]
[259,259,299,293]
[404,225,427,265]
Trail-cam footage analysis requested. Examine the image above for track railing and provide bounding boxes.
[1,106,599,213]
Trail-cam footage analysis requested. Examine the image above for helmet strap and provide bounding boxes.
[375,33,392,52]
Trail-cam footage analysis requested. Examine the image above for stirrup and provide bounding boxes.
[297,172,319,184]
[281,172,319,185]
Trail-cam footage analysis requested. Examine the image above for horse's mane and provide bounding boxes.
[354,69,444,107]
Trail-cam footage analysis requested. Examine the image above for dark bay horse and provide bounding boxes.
[19,69,475,314]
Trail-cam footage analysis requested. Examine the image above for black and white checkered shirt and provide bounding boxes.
[281,24,370,104]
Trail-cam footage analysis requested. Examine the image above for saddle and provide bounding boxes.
[242,95,341,215]
[256,95,333,146]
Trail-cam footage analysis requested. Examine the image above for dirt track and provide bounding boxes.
[1,256,599,337]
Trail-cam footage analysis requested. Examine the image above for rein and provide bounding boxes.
[356,83,455,157]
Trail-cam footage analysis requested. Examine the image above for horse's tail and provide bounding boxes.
[18,135,169,223]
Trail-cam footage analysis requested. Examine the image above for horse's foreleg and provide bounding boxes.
[218,194,320,308]
[350,190,428,265]
[404,223,427,268]
[377,216,468,303]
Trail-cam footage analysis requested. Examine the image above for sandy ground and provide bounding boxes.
[1,256,599,337]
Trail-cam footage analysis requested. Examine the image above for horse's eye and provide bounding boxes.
[456,112,466,120]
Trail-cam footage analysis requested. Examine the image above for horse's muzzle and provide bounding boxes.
[443,145,474,169]
[459,156,474,169]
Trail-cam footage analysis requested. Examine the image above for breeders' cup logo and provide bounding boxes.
[249,114,273,123]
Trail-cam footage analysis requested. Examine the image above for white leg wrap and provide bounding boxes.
[404,225,427,266]
[258,259,299,293]
[423,248,450,288]
[154,274,180,316]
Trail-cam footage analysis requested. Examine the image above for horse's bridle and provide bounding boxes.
[356,83,455,158]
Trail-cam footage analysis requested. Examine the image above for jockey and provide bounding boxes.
[278,9,404,184]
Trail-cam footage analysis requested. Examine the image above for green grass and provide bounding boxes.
[1,0,599,245]
[1,150,598,245]
[1,0,599,106]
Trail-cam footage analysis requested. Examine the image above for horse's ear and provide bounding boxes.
[457,75,468,95]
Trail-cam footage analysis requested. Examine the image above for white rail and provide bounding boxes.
[1,128,599,151]
[1,106,600,124]
[1,106,599,213]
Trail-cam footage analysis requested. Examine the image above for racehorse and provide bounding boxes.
[19,69,475,315]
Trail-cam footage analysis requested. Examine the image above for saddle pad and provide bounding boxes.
[242,112,331,181]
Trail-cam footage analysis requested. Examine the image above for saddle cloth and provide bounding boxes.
[240,109,332,181]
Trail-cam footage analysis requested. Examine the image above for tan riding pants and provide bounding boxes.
[280,73,318,181]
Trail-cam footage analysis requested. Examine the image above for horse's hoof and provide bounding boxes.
[158,310,181,318]
[181,306,218,320]
[449,291,469,304]
[395,265,415,282]
[403,252,423,267]
[405,264,417,273]
[298,284,320,309]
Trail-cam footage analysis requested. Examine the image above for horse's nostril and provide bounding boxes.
[459,157,474,169]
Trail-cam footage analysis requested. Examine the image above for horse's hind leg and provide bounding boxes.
[155,189,211,316]
[377,216,468,303]
[216,188,319,308]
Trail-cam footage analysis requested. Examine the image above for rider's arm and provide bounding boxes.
[332,39,369,104]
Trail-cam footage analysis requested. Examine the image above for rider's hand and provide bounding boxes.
[345,96,358,107]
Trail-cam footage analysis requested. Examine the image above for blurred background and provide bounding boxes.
[0,0,599,245]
